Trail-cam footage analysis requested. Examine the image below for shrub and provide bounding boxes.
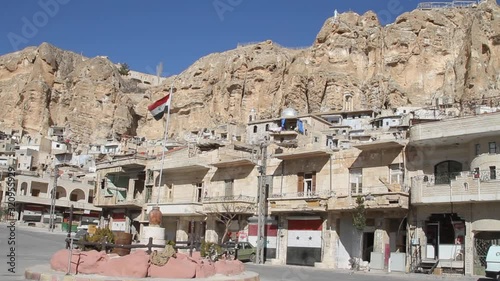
[79,228,115,251]
[200,240,221,258]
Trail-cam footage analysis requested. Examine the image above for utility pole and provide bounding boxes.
[256,142,268,264]
[49,164,59,232]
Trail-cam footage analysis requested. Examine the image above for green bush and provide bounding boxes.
[79,228,115,251]
[200,240,221,258]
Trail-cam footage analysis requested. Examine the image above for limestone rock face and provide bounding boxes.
[1,1,499,143]
[0,42,141,146]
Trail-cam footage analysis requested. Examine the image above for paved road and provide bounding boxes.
[0,222,67,281]
[0,223,489,281]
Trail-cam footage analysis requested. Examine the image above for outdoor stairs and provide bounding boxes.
[417,259,439,274]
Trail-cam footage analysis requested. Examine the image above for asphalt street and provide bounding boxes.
[0,223,489,281]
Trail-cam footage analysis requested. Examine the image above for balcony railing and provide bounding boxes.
[269,190,335,199]
[203,195,256,203]
[474,169,500,182]
[418,170,499,186]
[424,172,464,185]
[411,170,500,204]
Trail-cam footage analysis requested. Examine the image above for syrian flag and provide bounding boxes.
[148,94,170,121]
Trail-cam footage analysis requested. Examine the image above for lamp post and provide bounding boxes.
[256,141,268,264]
[49,164,59,232]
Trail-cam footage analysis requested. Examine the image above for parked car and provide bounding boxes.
[66,227,88,248]
[485,245,500,280]
[221,241,256,262]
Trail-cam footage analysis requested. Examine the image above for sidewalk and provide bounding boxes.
[255,262,485,281]
[25,264,260,281]
[0,222,69,235]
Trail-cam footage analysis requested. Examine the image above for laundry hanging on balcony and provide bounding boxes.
[297,119,304,134]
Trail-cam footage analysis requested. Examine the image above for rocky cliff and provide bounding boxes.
[1,0,499,144]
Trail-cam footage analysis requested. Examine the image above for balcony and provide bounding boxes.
[96,155,148,170]
[211,151,256,168]
[409,112,500,146]
[411,170,500,205]
[94,195,145,208]
[267,190,334,213]
[150,157,210,173]
[146,202,203,216]
[352,140,406,151]
[272,149,332,160]
[202,195,256,214]
[328,192,409,211]
[15,195,101,211]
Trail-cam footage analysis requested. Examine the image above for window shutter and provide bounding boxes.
[312,172,317,193]
[297,173,304,192]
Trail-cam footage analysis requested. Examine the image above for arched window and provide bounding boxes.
[265,124,269,131]
[434,160,462,184]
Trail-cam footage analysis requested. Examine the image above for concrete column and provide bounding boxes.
[374,217,390,268]
[1,181,6,205]
[125,209,131,233]
[176,218,189,242]
[127,178,137,201]
[315,213,339,269]
[151,171,161,204]
[464,220,474,276]
[205,216,219,243]
[273,216,287,265]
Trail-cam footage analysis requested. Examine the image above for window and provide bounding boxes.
[314,136,319,143]
[389,164,403,184]
[31,189,40,197]
[434,160,462,184]
[475,144,481,156]
[195,183,203,202]
[490,166,497,180]
[70,194,78,201]
[473,167,480,178]
[253,126,258,133]
[224,180,234,197]
[489,142,497,154]
[350,169,363,195]
[265,124,269,131]
[145,186,152,203]
[297,172,316,196]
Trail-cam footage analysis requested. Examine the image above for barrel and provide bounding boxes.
[112,231,133,256]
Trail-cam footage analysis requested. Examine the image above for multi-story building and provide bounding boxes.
[90,105,500,275]
[12,166,100,228]
[255,108,410,270]
[407,111,500,276]
[94,154,148,236]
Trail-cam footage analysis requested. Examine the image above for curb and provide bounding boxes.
[25,264,260,281]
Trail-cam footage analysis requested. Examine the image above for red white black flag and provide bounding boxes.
[148,94,170,121]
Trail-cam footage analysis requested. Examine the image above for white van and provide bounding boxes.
[486,245,500,280]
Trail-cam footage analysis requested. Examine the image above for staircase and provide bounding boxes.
[416,259,439,274]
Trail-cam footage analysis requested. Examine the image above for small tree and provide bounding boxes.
[352,196,366,231]
[118,63,130,76]
[205,202,255,243]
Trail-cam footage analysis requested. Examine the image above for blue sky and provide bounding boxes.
[0,0,443,75]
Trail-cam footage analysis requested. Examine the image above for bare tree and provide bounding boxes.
[203,201,255,243]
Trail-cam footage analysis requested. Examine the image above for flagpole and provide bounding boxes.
[156,80,174,206]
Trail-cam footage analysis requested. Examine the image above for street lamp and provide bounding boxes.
[49,164,59,232]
